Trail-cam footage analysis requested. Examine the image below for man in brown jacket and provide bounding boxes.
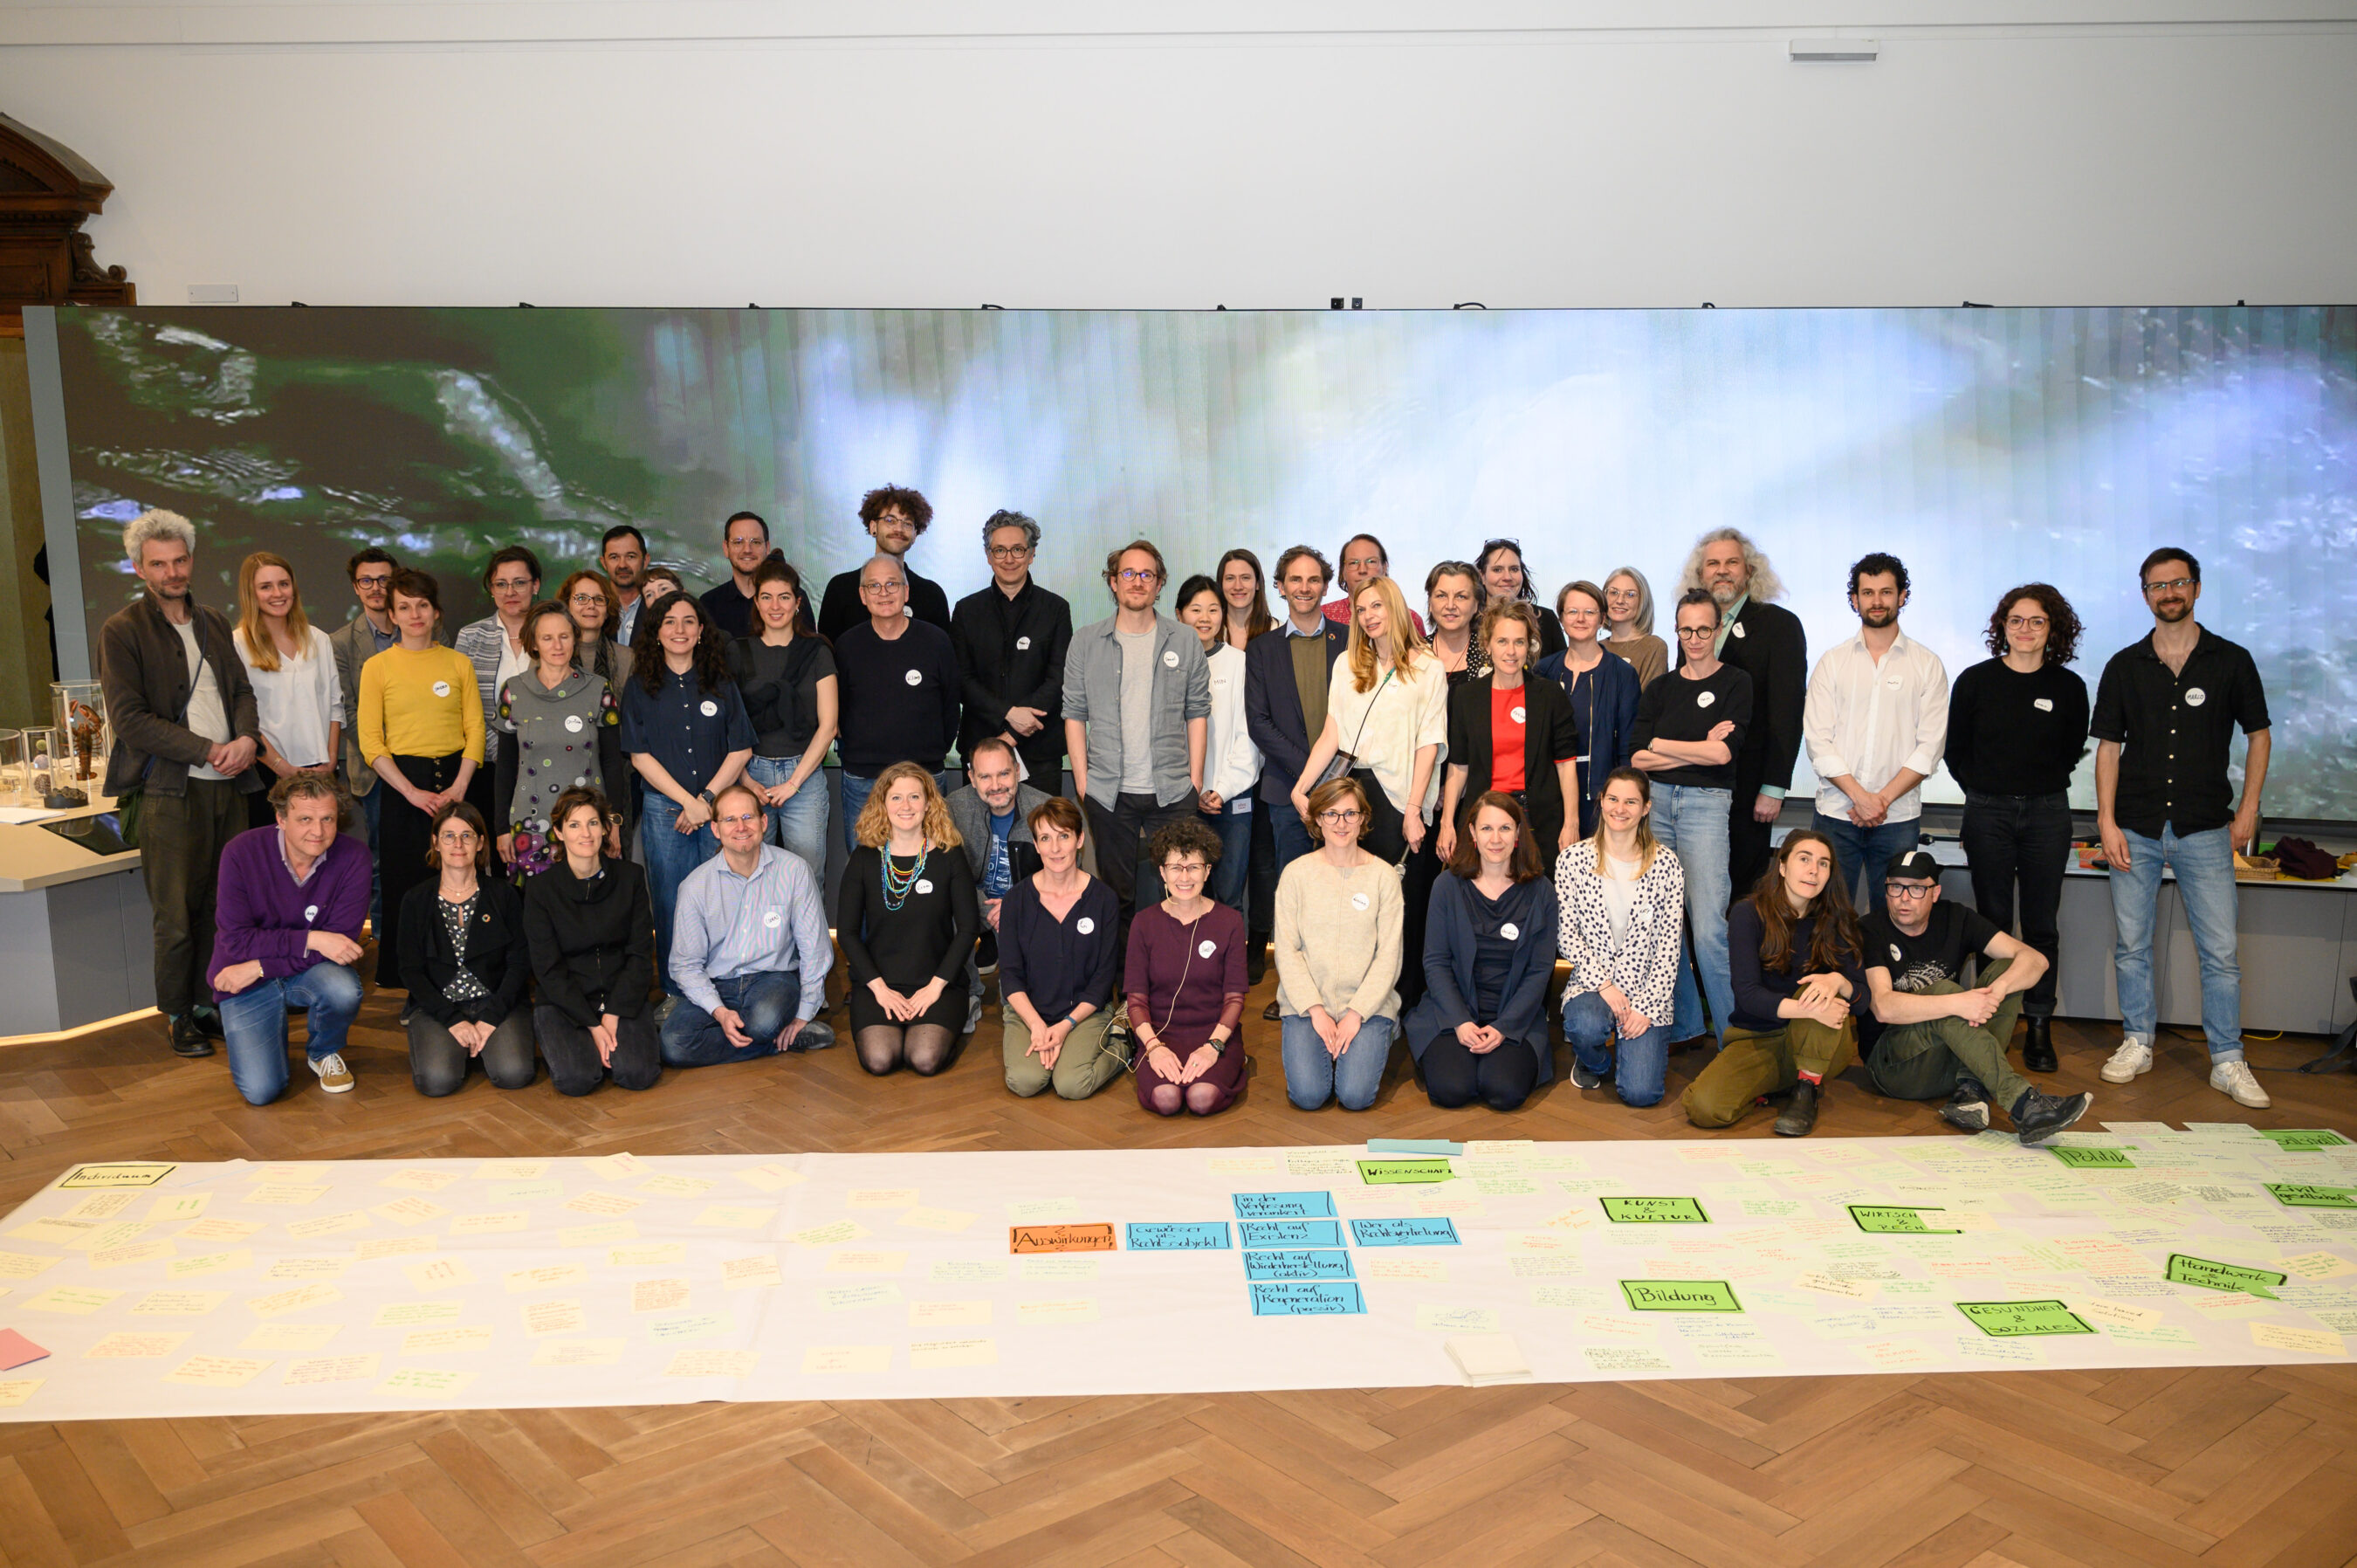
[98,509,263,1057]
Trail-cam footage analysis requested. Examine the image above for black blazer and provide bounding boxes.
[1687,597,1807,795]
[1443,675,1581,844]
[950,578,1073,779]
[398,876,531,1029]
[1242,622,1349,807]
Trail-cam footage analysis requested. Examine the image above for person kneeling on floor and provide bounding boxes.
[207,774,370,1104]
[661,780,837,1065]
[1860,850,2092,1145]
[1681,829,1864,1137]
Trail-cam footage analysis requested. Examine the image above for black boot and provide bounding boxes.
[2022,1016,2057,1074]
[189,1003,225,1040]
[2010,1086,2093,1145]
[168,1013,215,1057]
[1773,1080,1819,1137]
[1247,931,1269,987]
[1940,1076,1990,1132]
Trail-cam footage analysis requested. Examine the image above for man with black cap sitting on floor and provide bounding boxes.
[1859,850,2094,1145]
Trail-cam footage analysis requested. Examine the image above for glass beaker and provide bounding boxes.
[22,726,59,801]
[52,680,108,789]
[0,729,23,803]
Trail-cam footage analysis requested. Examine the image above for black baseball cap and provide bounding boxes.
[1884,849,1941,882]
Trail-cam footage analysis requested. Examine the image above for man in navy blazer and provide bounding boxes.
[1244,544,1349,874]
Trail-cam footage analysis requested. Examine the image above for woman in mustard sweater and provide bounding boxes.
[358,569,484,991]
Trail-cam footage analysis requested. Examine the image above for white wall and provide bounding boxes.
[1,2,2354,310]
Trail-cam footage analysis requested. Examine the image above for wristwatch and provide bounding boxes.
[697,789,717,808]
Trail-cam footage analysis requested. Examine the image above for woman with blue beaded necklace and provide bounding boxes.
[836,761,980,1075]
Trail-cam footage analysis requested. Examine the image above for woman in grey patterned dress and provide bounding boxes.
[494,602,624,879]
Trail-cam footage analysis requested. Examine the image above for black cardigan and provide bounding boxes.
[1443,674,1582,846]
[520,857,656,1026]
[397,876,531,1028]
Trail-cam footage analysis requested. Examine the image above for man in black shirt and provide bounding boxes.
[950,510,1072,788]
[1862,852,2092,1144]
[1679,528,1807,900]
[816,486,953,641]
[697,511,772,640]
[833,556,962,851]
[2089,547,2271,1108]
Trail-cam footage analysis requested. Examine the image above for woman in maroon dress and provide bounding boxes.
[1125,818,1249,1115]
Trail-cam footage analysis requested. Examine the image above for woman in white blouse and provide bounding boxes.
[1178,575,1264,918]
[1291,573,1448,1008]
[1555,766,1686,1107]
[232,551,341,830]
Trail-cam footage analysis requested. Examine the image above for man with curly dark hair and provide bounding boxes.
[816,485,952,639]
[1942,582,2090,1072]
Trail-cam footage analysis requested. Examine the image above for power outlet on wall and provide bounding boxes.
[188,284,239,304]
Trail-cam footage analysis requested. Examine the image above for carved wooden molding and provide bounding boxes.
[0,112,134,327]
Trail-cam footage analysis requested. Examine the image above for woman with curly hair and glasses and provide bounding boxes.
[837,761,979,1076]
[1942,582,2089,1074]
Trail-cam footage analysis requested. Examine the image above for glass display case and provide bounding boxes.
[22,726,59,802]
[0,729,24,805]
[51,680,108,797]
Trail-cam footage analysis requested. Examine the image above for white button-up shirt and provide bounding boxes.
[1803,628,1948,823]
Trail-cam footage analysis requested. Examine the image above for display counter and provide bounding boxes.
[0,794,156,1035]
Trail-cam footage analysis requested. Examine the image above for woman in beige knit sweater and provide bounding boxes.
[1273,776,1405,1111]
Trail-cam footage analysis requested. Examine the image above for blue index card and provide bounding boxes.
[1238,1220,1344,1248]
[1348,1217,1462,1247]
[1242,1249,1356,1281]
[1249,1280,1366,1316]
[1367,1138,1463,1157]
[1124,1222,1232,1251]
[1232,1190,1337,1220]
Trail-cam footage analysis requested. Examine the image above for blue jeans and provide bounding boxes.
[660,970,835,1065]
[1653,783,1732,1043]
[1209,799,1254,914]
[2111,823,2244,1063]
[218,961,363,1106]
[1562,987,1671,1108]
[1280,1013,1397,1111]
[640,794,720,977]
[1269,798,1316,873]
[746,754,830,879]
[1813,811,1922,918]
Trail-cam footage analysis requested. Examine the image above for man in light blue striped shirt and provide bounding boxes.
[660,781,837,1064]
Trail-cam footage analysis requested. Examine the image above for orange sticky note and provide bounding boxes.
[1008,1224,1117,1255]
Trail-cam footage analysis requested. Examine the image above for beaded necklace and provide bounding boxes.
[881,842,929,911]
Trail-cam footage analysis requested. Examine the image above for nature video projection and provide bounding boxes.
[53,304,2357,819]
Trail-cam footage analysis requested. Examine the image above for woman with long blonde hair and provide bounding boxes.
[232,550,340,830]
[836,761,979,1076]
[1289,573,1447,1007]
[1554,767,1685,1106]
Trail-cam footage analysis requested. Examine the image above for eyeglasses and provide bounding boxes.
[1884,882,1937,900]
[1675,625,1719,641]
[860,581,906,595]
[715,812,763,828]
[568,593,607,607]
[491,577,537,594]
[2004,615,2049,629]
[1115,568,1161,585]
[2143,577,2195,595]
[354,573,393,588]
[1317,808,1364,824]
[986,544,1033,560]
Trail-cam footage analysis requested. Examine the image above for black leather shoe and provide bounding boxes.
[1773,1081,1819,1137]
[2022,1016,2057,1074]
[189,1004,225,1040]
[1940,1075,1991,1132]
[2010,1087,2093,1145]
[1261,999,1282,1021]
[168,1013,215,1057]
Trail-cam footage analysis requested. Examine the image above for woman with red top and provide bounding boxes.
[1125,817,1249,1115]
[1437,601,1582,862]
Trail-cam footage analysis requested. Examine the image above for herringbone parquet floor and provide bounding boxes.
[3,953,2354,1568]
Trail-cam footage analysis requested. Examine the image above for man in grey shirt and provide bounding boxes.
[1062,539,1209,952]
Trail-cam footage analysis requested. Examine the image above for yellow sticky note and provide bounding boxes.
[400,1326,493,1356]
[2251,1322,2347,1358]
[373,1301,461,1327]
[168,1249,252,1280]
[164,1355,271,1387]
[282,1353,381,1386]
[284,1212,372,1241]
[2281,1250,2357,1281]
[824,1250,907,1275]
[246,1284,343,1317]
[909,1299,991,1328]
[265,1256,348,1283]
[131,1290,226,1317]
[734,1164,806,1193]
[1794,1272,1878,1300]
[1006,1199,1080,1224]
[90,1240,175,1270]
[142,1193,210,1222]
[789,1220,869,1247]
[630,1277,691,1313]
[403,1257,476,1290]
[667,1349,758,1378]
[63,1193,137,1221]
[909,1337,997,1369]
[821,1283,901,1311]
[178,1218,265,1243]
[693,1207,774,1230]
[1016,1297,1098,1324]
[71,1220,155,1253]
[720,1255,782,1289]
[897,1207,976,1234]
[636,1173,714,1198]
[2072,1297,2162,1331]
[25,1287,121,1315]
[1364,1258,1449,1283]
[608,1243,686,1268]
[354,1234,436,1261]
[522,1298,587,1336]
[0,1379,41,1407]
[582,1152,646,1182]
[561,1190,643,1217]
[532,1338,624,1366]
[0,1252,61,1281]
[504,1263,588,1294]
[86,1331,189,1358]
[370,1197,450,1228]
[378,1168,462,1193]
[243,1184,330,1207]
[557,1221,636,1248]
[449,1210,529,1235]
[847,1188,920,1209]
[242,1323,340,1351]
[471,1159,548,1180]
[11,1220,97,1246]
[379,1368,474,1397]
[802,1344,890,1373]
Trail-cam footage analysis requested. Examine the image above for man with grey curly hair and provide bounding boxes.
[950,508,1070,787]
[99,507,265,1061]
[1677,527,1808,906]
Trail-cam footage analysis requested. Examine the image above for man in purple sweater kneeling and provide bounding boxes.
[207,774,372,1104]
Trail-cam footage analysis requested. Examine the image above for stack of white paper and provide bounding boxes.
[1445,1332,1532,1386]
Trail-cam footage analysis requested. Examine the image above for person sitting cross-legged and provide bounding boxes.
[1861,850,2092,1145]
[660,780,837,1067]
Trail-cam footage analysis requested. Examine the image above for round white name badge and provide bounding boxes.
[1501,921,1520,940]
[763,911,781,928]
[430,680,450,698]
[2032,698,2053,712]
[915,879,933,895]
[903,605,914,618]
[1163,649,1180,668]
[904,669,923,686]
[1732,621,1747,639]
[565,714,585,732]
[700,699,719,717]
[1889,943,1903,961]
[304,904,319,922]
[1198,939,1218,958]
[1075,917,1095,935]
[2184,686,2206,706]
[1016,636,1031,650]
[1509,705,1526,725]
[1696,691,1716,708]
[1350,891,1370,911]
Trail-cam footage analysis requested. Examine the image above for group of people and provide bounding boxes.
[98,496,2272,1139]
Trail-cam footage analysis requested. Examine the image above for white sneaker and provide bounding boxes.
[309,1052,355,1093]
[2099,1037,2153,1083]
[2209,1060,2271,1109]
